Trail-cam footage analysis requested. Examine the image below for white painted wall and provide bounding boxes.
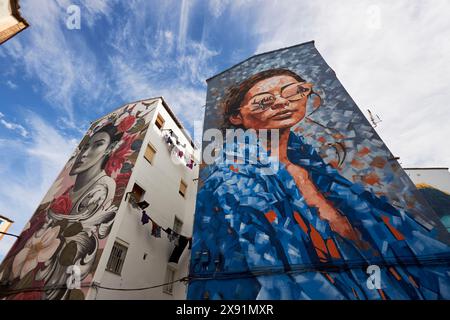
[405,168,450,194]
[86,98,199,300]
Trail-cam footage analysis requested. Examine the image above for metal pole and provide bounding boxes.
[0,231,20,239]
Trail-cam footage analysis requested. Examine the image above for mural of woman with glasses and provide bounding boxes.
[189,68,450,300]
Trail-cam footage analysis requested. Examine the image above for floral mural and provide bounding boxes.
[0,101,155,300]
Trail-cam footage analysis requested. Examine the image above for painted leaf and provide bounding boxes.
[59,241,78,266]
[63,222,83,237]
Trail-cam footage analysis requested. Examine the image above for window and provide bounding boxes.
[179,180,187,198]
[131,183,145,203]
[106,241,128,275]
[163,266,176,295]
[155,114,165,130]
[144,143,156,164]
[173,216,183,234]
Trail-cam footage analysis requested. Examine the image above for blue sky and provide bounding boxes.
[1,0,450,260]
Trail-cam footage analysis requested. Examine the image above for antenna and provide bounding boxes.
[367,109,382,127]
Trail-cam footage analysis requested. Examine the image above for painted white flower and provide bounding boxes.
[12,225,61,280]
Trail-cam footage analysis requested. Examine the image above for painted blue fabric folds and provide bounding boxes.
[188,132,450,300]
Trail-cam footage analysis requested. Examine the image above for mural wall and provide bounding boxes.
[417,184,450,233]
[0,101,154,300]
[188,41,450,300]
[406,168,450,233]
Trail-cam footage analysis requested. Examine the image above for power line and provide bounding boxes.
[0,276,190,296]
[93,276,190,292]
[0,231,20,239]
[2,252,449,296]
[190,252,450,281]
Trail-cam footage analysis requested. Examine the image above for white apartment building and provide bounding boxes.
[404,167,450,232]
[404,167,450,194]
[86,97,199,299]
[0,97,199,300]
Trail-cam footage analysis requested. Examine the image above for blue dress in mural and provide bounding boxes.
[188,132,450,300]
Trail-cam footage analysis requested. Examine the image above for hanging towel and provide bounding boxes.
[151,221,161,238]
[169,235,189,263]
[165,135,174,146]
[166,228,180,243]
[141,211,150,225]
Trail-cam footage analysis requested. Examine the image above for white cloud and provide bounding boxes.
[2,0,113,127]
[109,57,206,132]
[177,0,191,54]
[0,112,77,261]
[0,113,29,137]
[5,80,17,89]
[241,0,450,167]
[82,0,115,27]
[0,236,16,262]
[103,0,218,133]
[208,0,230,18]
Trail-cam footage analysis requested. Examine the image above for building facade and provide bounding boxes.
[0,97,199,300]
[0,0,28,45]
[0,215,13,241]
[188,41,450,300]
[405,167,450,232]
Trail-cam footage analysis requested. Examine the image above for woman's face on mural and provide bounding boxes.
[70,131,111,175]
[230,75,313,130]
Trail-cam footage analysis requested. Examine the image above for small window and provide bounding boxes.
[163,266,175,295]
[173,216,183,234]
[155,114,165,130]
[144,144,156,164]
[106,241,128,275]
[131,183,145,202]
[179,180,187,198]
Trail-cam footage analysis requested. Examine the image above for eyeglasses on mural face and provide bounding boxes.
[248,82,312,112]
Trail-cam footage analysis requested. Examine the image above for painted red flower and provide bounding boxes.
[11,290,43,300]
[113,172,132,203]
[117,115,136,133]
[50,194,72,215]
[115,134,136,157]
[105,155,125,176]
[104,134,136,176]
[115,172,131,189]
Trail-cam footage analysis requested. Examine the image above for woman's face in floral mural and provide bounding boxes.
[229,75,313,130]
[70,131,112,175]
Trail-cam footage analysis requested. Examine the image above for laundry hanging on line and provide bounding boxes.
[166,227,180,244]
[141,211,150,225]
[136,210,192,259]
[151,220,161,238]
[169,235,189,263]
[186,158,195,169]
